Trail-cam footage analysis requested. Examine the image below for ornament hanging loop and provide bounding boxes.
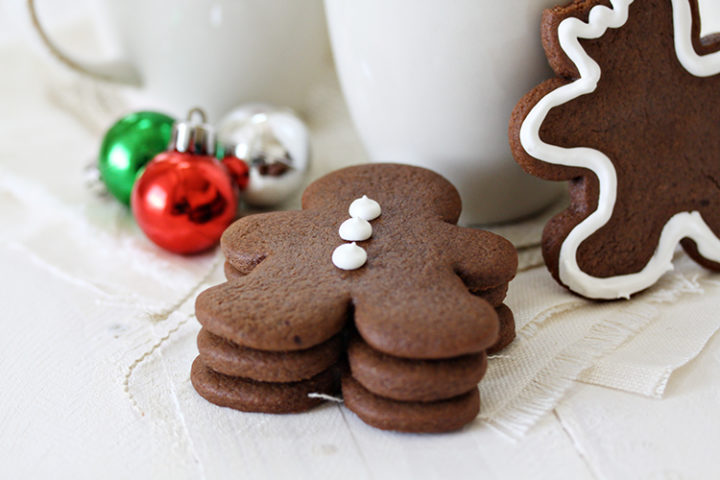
[187,107,208,124]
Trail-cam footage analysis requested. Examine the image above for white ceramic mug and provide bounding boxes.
[29,0,329,120]
[699,0,720,33]
[325,0,563,225]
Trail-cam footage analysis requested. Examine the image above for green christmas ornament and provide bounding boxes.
[98,111,175,205]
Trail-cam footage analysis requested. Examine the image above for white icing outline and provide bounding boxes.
[672,0,720,77]
[520,0,720,299]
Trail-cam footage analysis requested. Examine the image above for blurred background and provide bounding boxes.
[1,0,719,250]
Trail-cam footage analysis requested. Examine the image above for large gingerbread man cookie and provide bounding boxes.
[510,0,720,299]
[192,163,518,432]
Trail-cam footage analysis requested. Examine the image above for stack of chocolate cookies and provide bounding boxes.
[191,257,345,413]
[191,164,518,432]
[343,303,515,433]
[191,325,342,414]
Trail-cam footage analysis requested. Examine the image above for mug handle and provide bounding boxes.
[27,0,142,86]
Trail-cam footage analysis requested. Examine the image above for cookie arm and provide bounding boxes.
[509,77,595,182]
[443,225,518,291]
[222,211,321,274]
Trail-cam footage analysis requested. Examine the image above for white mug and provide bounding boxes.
[699,0,720,33]
[29,0,329,120]
[325,0,563,225]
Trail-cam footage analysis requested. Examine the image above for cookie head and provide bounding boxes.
[301,163,463,224]
[196,163,517,359]
[509,0,720,299]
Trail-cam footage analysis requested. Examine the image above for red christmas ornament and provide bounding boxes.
[131,109,237,254]
[221,155,250,191]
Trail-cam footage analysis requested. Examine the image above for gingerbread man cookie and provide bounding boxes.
[192,163,518,432]
[510,0,720,299]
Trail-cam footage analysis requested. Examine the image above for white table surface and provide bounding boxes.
[2,3,720,479]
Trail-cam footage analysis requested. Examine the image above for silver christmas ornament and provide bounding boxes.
[217,104,310,207]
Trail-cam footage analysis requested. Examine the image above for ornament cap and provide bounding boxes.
[169,107,216,156]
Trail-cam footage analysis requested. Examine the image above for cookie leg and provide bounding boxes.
[341,375,480,433]
[197,328,343,383]
[196,279,351,351]
[191,357,340,414]
[353,275,499,359]
[347,336,487,402]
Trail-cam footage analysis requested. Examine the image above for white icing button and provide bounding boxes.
[348,195,381,221]
[339,217,372,241]
[332,242,367,270]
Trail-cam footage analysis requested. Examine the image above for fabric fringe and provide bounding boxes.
[482,270,706,439]
[520,300,587,338]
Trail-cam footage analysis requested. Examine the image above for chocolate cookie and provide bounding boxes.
[341,375,480,433]
[193,163,518,431]
[347,336,487,402]
[472,282,509,308]
[196,164,517,359]
[509,0,720,299]
[487,304,516,355]
[223,261,244,281]
[197,328,343,383]
[190,357,340,414]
